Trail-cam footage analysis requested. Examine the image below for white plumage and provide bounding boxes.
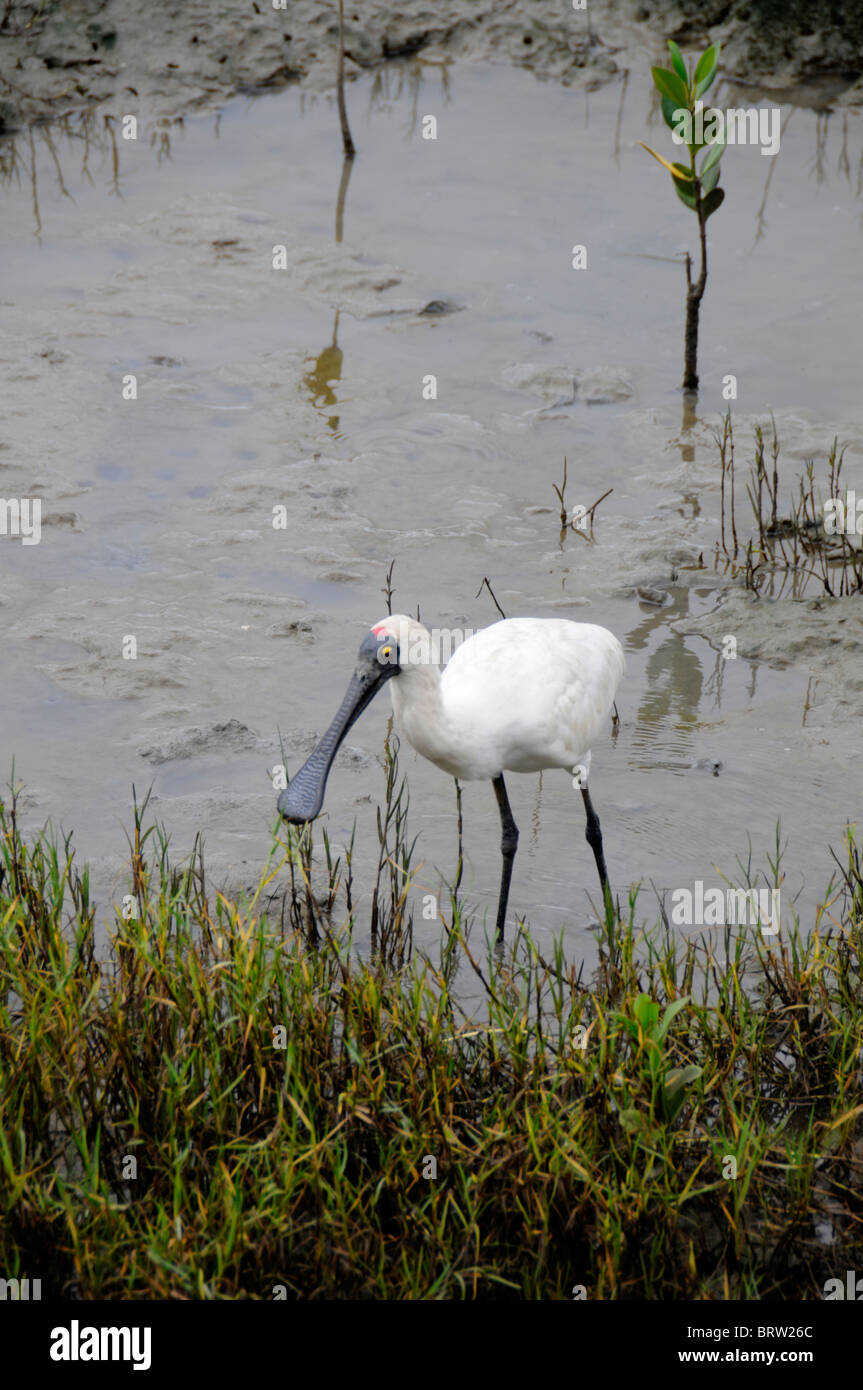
[279,612,625,939]
[385,616,624,782]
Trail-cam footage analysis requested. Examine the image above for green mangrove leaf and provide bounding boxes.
[700,134,726,175]
[700,163,721,194]
[661,94,686,134]
[667,40,688,84]
[696,67,719,100]
[694,45,718,89]
[702,186,725,219]
[674,180,697,210]
[651,66,690,110]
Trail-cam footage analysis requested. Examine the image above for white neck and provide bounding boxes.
[390,660,464,775]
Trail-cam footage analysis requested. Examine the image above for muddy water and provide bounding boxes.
[2,63,862,975]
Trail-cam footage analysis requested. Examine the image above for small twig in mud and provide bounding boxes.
[475,577,507,620]
[552,456,568,527]
[713,408,737,559]
[336,0,355,159]
[583,486,614,538]
[568,486,614,543]
[381,558,396,614]
[769,409,780,534]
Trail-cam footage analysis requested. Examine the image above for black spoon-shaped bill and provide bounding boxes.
[278,632,397,824]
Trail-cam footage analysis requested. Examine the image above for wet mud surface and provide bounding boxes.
[2,29,862,971]
[2,0,862,134]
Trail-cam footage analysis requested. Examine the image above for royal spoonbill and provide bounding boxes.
[278,615,625,938]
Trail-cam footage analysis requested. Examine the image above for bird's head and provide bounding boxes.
[364,613,440,666]
[277,615,421,825]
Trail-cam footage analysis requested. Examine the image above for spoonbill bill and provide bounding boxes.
[278,615,625,938]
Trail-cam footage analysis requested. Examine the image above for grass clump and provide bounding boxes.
[1,779,862,1299]
[714,411,863,597]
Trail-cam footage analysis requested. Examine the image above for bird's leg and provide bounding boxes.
[492,774,519,942]
[581,784,613,916]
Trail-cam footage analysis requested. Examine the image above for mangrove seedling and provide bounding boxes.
[641,41,725,392]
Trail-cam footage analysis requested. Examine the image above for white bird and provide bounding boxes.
[278,614,625,939]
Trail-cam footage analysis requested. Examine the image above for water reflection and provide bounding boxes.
[334,152,353,242]
[625,582,760,768]
[4,63,863,251]
[627,586,701,765]
[302,307,343,433]
[0,109,184,232]
[367,58,453,134]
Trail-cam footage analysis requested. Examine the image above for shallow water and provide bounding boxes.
[2,62,862,974]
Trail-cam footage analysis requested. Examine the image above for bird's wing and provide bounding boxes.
[442,620,624,772]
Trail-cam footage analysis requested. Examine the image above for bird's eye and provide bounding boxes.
[381,645,392,659]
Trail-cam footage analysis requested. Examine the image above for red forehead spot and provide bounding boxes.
[372,624,389,637]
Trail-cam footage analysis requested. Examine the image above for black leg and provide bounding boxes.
[492,774,519,942]
[581,784,612,913]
